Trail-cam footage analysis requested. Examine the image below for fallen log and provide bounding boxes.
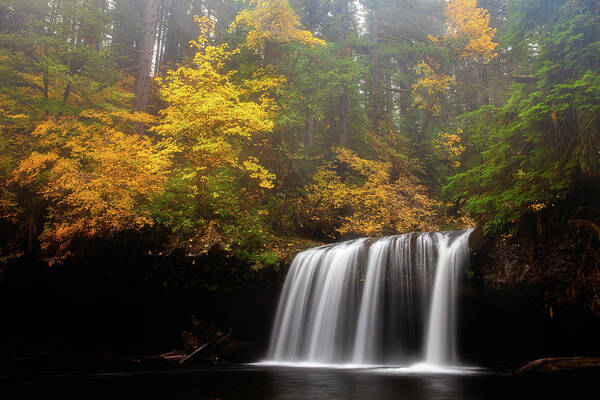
[515,357,600,374]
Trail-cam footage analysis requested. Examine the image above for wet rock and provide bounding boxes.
[468,227,485,253]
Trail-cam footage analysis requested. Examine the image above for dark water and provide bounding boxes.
[2,365,598,400]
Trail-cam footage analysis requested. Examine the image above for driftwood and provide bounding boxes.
[152,350,187,363]
[150,326,234,365]
[151,341,210,364]
[515,357,600,374]
[178,341,210,364]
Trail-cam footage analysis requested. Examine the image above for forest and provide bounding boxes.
[1,0,600,379]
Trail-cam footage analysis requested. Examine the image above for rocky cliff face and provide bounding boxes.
[469,226,598,315]
[458,226,600,368]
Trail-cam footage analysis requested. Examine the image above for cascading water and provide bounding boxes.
[268,239,366,362]
[425,232,471,365]
[266,229,473,367]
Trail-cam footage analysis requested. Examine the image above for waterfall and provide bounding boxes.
[266,229,473,366]
[424,232,471,365]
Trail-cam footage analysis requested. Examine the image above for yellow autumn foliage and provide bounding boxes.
[445,0,498,62]
[411,61,456,116]
[233,0,326,52]
[154,16,280,191]
[412,1,497,120]
[305,148,440,237]
[10,111,172,265]
[435,128,466,169]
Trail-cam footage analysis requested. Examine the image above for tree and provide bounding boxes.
[444,0,498,63]
[151,16,281,260]
[234,0,325,54]
[0,1,175,264]
[444,0,600,233]
[411,0,499,116]
[8,110,171,265]
[302,148,441,237]
[134,0,159,118]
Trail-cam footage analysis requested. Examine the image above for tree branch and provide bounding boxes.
[380,86,410,93]
[510,74,538,83]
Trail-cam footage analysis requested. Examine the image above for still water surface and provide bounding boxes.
[3,364,598,400]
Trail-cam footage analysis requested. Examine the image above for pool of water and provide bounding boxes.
[3,364,598,399]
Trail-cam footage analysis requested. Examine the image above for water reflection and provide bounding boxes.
[3,365,598,400]
[265,367,471,400]
[257,365,596,400]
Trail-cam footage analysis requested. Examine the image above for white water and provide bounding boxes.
[353,237,392,364]
[425,233,471,365]
[266,229,473,367]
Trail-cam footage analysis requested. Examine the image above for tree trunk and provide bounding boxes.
[371,4,380,132]
[397,58,407,135]
[305,117,314,153]
[154,0,167,69]
[339,95,349,147]
[474,64,485,108]
[113,0,144,68]
[163,0,181,65]
[134,0,159,125]
[62,81,71,105]
[338,0,349,147]
[384,71,393,129]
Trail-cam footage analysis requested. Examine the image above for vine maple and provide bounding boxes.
[233,0,326,52]
[10,111,172,264]
[305,148,440,237]
[445,0,498,62]
[154,16,279,192]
